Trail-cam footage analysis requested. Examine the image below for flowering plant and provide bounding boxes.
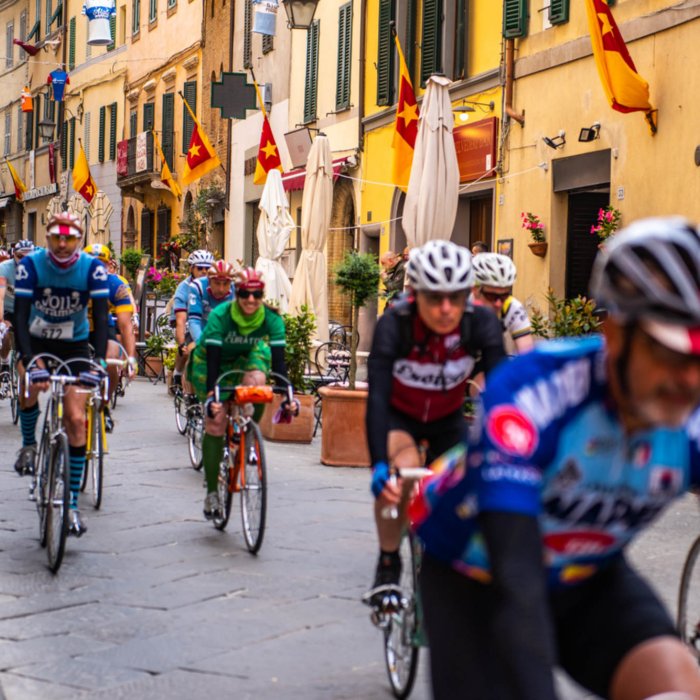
[590,206,621,242]
[521,212,545,243]
[146,266,183,297]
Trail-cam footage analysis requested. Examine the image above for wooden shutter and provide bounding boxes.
[376,0,393,106]
[303,20,319,123]
[107,14,116,50]
[26,19,39,41]
[503,0,527,38]
[129,109,137,138]
[143,101,154,131]
[98,105,106,162]
[420,0,441,84]
[6,22,13,69]
[69,117,75,168]
[109,102,117,160]
[454,0,468,79]
[549,0,569,25]
[68,16,76,69]
[141,208,153,255]
[182,81,196,154]
[4,113,10,156]
[161,92,174,168]
[84,110,91,162]
[262,33,273,54]
[243,0,252,69]
[45,0,52,36]
[49,1,62,28]
[19,10,26,41]
[335,2,352,111]
[17,107,23,152]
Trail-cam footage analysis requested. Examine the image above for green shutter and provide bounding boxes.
[262,33,273,54]
[376,0,393,106]
[143,102,154,131]
[606,0,615,5]
[129,109,137,138]
[303,20,319,123]
[68,16,75,69]
[69,117,75,168]
[243,0,252,69]
[49,1,62,27]
[26,19,39,40]
[420,0,441,84]
[61,119,67,164]
[107,14,116,50]
[404,0,416,83]
[109,102,117,160]
[549,0,569,25]
[45,0,52,36]
[454,0,467,78]
[503,0,527,38]
[98,105,105,162]
[335,3,352,111]
[161,92,174,167]
[182,80,196,154]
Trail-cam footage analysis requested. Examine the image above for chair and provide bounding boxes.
[329,324,355,347]
[307,341,351,437]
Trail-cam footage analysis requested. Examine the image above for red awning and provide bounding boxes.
[281,157,351,193]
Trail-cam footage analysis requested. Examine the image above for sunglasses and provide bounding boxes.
[480,289,511,303]
[193,265,210,271]
[237,289,263,300]
[421,291,467,307]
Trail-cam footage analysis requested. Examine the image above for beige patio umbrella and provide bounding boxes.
[288,134,333,341]
[255,169,294,313]
[402,74,460,247]
[66,192,88,235]
[46,195,63,220]
[88,190,114,245]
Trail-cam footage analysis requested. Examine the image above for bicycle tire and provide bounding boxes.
[188,408,204,470]
[384,532,420,699]
[9,368,19,424]
[80,407,94,493]
[36,421,51,548]
[174,393,188,435]
[90,410,105,510]
[240,421,266,554]
[46,433,70,573]
[110,378,119,410]
[678,534,700,660]
[213,446,234,531]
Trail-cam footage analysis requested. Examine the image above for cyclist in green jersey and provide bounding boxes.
[188,266,298,519]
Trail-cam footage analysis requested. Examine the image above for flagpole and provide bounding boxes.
[177,91,228,179]
[249,68,267,120]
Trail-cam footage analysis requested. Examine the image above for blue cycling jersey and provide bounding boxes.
[186,277,234,342]
[15,250,110,342]
[170,276,193,323]
[0,258,17,313]
[413,335,700,588]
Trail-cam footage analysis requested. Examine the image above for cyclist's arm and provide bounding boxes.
[115,310,136,358]
[13,295,32,362]
[91,296,109,361]
[472,305,507,376]
[0,278,6,323]
[175,310,187,346]
[514,333,534,353]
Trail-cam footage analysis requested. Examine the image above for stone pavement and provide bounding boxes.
[0,379,696,699]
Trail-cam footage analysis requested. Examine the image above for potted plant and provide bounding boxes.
[530,288,602,338]
[142,332,169,380]
[590,206,622,249]
[259,304,317,443]
[120,247,143,284]
[521,211,548,257]
[319,252,381,468]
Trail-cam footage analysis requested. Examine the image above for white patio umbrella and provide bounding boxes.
[88,190,114,245]
[402,74,460,248]
[288,134,333,341]
[254,169,294,313]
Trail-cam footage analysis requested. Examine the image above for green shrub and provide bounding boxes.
[283,305,316,393]
[120,248,143,281]
[530,288,602,338]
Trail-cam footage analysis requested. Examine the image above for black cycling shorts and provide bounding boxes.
[27,337,93,375]
[420,553,677,699]
[387,408,467,463]
[89,327,118,347]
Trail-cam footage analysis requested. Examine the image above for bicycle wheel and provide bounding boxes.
[9,373,18,424]
[213,446,234,531]
[90,410,105,510]
[240,421,266,554]
[188,407,204,470]
[384,533,420,699]
[80,407,93,493]
[45,433,70,573]
[110,377,120,410]
[10,356,19,425]
[174,392,188,435]
[36,422,51,548]
[678,535,700,661]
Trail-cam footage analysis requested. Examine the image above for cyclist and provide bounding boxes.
[85,244,137,429]
[0,240,35,362]
[364,239,506,608]
[14,213,110,537]
[472,252,534,356]
[186,259,235,345]
[171,250,213,391]
[412,218,700,699]
[188,267,295,519]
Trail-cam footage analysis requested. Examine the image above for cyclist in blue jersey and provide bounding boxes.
[186,260,235,343]
[171,249,213,391]
[0,240,35,361]
[13,213,110,537]
[413,218,700,700]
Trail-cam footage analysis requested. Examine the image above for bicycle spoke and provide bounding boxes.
[240,422,266,554]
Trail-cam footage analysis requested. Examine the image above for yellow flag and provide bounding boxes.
[5,159,27,201]
[152,131,182,199]
[72,145,97,203]
[181,95,221,186]
[392,35,419,192]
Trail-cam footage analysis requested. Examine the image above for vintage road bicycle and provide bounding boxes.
[0,346,20,425]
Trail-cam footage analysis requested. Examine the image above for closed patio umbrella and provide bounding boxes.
[402,74,460,247]
[255,169,294,312]
[88,190,114,245]
[288,134,333,341]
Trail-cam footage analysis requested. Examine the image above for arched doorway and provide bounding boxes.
[327,179,355,326]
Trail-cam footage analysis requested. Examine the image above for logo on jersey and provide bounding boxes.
[544,530,615,557]
[36,288,82,317]
[486,405,539,458]
[16,265,29,281]
[648,467,682,496]
[92,266,108,282]
[550,459,582,491]
[393,357,475,392]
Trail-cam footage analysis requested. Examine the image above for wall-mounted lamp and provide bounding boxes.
[543,131,566,150]
[37,118,56,142]
[578,122,601,142]
[281,0,319,29]
[453,99,495,123]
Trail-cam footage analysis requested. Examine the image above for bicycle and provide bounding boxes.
[678,532,700,660]
[186,400,204,470]
[0,347,20,425]
[210,370,294,554]
[174,385,197,436]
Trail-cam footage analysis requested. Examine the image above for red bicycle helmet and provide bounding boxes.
[235,267,265,290]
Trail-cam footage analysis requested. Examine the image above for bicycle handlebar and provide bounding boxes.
[213,369,294,406]
[23,354,110,401]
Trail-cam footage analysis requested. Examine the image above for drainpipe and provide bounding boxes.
[504,38,524,126]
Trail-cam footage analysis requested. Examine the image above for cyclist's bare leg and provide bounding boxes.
[62,385,87,447]
[242,370,266,386]
[105,340,121,401]
[181,344,196,394]
[0,325,12,359]
[610,637,700,700]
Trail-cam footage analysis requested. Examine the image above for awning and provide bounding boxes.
[281,156,351,193]
[0,197,11,210]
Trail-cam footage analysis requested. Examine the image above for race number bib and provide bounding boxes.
[29,315,75,340]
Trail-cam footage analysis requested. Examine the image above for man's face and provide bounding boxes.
[415,289,469,335]
[606,321,700,428]
[209,278,232,300]
[47,234,80,258]
[474,285,511,313]
[191,265,208,279]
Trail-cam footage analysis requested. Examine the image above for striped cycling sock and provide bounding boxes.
[202,434,224,493]
[68,445,86,510]
[19,404,40,448]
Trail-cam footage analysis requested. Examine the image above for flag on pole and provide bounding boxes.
[252,81,282,185]
[585,0,656,133]
[72,144,98,203]
[180,94,221,186]
[5,160,27,201]
[392,33,419,192]
[152,130,182,199]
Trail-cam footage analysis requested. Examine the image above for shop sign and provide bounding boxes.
[23,183,58,201]
[453,117,498,183]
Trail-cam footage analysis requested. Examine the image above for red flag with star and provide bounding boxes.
[72,145,97,204]
[5,159,27,201]
[181,95,221,186]
[253,114,283,185]
[392,34,419,192]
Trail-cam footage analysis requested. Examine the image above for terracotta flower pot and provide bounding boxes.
[259,394,315,444]
[528,241,548,257]
[319,385,371,468]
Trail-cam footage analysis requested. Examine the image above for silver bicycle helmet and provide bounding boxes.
[473,253,517,287]
[406,240,474,292]
[13,240,35,257]
[187,249,214,267]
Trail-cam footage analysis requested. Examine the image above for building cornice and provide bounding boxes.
[125,41,201,93]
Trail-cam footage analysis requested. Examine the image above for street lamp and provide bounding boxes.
[37,118,56,142]
[281,0,319,29]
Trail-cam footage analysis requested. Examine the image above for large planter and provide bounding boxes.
[319,385,371,468]
[259,393,314,444]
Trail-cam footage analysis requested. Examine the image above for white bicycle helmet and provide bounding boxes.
[473,253,517,287]
[13,240,35,257]
[406,240,474,292]
[187,249,214,267]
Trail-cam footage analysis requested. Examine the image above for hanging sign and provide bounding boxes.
[82,0,116,45]
[252,0,278,36]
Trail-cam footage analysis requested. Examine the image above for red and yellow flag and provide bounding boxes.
[152,130,182,199]
[72,145,97,203]
[253,81,282,185]
[392,34,419,192]
[181,96,221,186]
[5,160,27,201]
[585,0,656,132]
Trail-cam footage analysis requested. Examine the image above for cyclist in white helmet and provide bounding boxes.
[363,239,506,611]
[0,239,35,362]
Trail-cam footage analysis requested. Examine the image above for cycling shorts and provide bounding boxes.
[89,327,118,348]
[26,338,93,376]
[387,408,466,463]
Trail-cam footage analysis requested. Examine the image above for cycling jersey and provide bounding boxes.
[186,277,234,342]
[501,296,531,340]
[170,276,193,323]
[88,271,134,330]
[411,335,700,589]
[0,258,17,313]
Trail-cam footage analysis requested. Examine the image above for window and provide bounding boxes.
[109,102,117,160]
[129,108,137,138]
[161,92,174,168]
[549,0,569,25]
[243,0,252,68]
[98,105,106,162]
[32,94,41,148]
[4,113,11,156]
[453,0,468,79]
[132,0,140,35]
[19,11,27,42]
[149,0,156,22]
[6,21,14,69]
[68,16,76,69]
[335,3,352,111]
[143,101,154,131]
[49,1,63,29]
[168,0,176,8]
[42,96,55,144]
[45,0,52,36]
[181,80,196,153]
[84,111,91,161]
[420,0,442,84]
[107,15,116,50]
[262,33,273,54]
[303,20,319,123]
[503,0,528,38]
[156,206,171,254]
[376,0,394,106]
